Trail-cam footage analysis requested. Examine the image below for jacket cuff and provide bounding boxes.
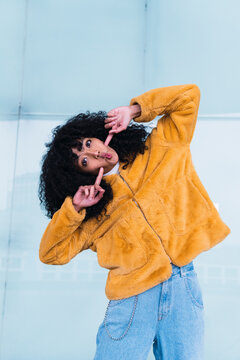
[129,95,153,123]
[62,196,87,224]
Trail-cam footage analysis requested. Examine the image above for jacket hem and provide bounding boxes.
[105,264,173,301]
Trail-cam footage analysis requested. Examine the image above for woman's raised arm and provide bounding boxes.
[39,196,89,265]
[39,168,105,265]
[129,84,201,145]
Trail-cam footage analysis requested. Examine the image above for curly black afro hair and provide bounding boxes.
[38,110,149,222]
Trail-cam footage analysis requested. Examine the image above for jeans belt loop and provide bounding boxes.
[180,267,186,277]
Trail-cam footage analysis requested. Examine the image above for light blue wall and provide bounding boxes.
[0,1,239,359]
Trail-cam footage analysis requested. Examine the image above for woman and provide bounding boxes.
[39,84,231,360]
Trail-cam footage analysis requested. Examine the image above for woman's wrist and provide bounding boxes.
[129,104,141,119]
[72,202,83,213]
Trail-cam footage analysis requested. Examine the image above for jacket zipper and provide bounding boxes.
[119,173,172,263]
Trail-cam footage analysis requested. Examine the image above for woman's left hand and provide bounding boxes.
[104,106,132,146]
[105,106,132,133]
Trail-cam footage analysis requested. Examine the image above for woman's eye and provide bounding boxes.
[82,158,87,167]
[81,139,91,166]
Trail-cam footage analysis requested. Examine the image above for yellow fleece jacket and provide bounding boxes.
[39,84,231,300]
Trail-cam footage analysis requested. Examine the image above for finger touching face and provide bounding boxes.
[104,133,113,147]
[95,167,104,185]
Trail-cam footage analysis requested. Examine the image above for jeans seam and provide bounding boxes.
[183,274,204,309]
[108,298,128,307]
[158,281,170,320]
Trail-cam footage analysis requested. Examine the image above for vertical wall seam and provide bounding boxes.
[143,0,149,88]
[0,0,29,357]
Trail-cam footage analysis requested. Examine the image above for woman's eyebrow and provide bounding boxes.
[77,138,84,149]
[76,139,86,160]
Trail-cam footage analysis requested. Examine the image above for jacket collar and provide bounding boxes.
[103,161,126,184]
[103,161,120,176]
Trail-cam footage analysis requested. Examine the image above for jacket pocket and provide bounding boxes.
[160,175,212,234]
[95,217,148,276]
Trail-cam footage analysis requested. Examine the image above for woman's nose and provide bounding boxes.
[85,149,100,158]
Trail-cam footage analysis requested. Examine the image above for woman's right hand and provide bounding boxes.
[72,167,105,212]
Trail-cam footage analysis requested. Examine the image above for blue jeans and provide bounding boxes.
[93,261,205,360]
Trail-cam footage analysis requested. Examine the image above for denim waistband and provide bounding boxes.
[171,261,194,277]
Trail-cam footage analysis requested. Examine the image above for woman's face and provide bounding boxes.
[72,137,119,176]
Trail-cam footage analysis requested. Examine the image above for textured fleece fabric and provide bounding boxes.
[39,84,231,300]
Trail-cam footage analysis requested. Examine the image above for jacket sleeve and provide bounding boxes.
[39,196,90,265]
[129,84,201,145]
